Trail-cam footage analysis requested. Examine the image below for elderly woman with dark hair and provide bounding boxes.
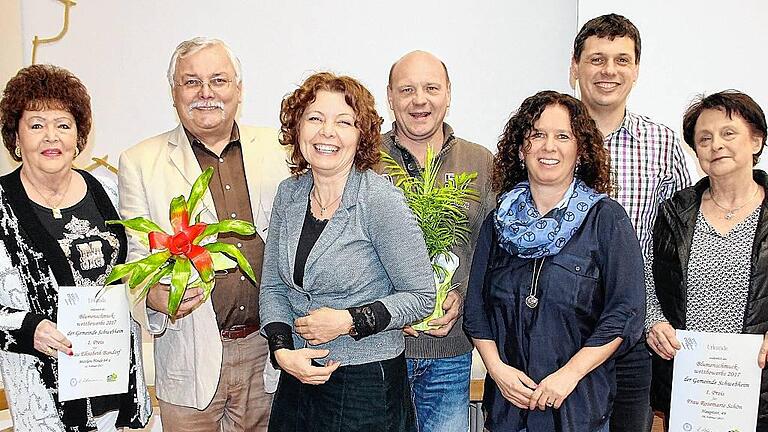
[464,90,645,432]
[0,65,150,430]
[647,90,768,431]
[259,72,434,432]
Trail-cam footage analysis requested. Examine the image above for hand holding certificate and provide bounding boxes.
[670,330,763,432]
[56,284,130,402]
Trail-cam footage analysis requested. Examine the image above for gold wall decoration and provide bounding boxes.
[31,0,77,65]
[82,155,118,174]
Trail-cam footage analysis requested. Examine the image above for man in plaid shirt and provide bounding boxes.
[570,13,691,432]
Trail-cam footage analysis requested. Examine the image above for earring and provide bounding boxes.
[74,147,80,159]
[14,146,21,159]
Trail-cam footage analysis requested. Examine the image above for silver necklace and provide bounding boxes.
[709,186,760,220]
[526,258,546,309]
[312,187,342,218]
[22,169,73,219]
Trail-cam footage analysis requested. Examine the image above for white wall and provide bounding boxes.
[17,0,577,171]
[578,0,768,176]
[12,1,768,177]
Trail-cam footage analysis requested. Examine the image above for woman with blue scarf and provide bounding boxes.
[464,91,645,432]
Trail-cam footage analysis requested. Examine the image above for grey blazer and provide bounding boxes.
[259,168,435,366]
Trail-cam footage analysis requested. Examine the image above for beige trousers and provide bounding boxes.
[158,332,273,432]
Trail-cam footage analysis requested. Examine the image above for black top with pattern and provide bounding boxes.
[31,191,119,287]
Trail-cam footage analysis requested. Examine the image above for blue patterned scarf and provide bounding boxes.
[494,179,606,258]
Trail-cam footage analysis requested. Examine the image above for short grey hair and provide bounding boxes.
[166,37,242,87]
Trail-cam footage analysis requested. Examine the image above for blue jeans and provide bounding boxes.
[407,352,471,432]
[609,342,652,432]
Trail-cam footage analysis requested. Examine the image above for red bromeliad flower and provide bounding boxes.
[105,167,256,316]
[148,211,213,284]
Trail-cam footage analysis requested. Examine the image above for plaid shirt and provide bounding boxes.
[606,111,691,258]
[603,112,692,328]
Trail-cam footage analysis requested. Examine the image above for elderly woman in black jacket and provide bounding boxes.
[647,90,768,431]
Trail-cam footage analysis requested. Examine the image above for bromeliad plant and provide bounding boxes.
[104,167,256,316]
[381,147,478,330]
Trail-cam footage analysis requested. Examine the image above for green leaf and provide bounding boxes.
[204,242,256,283]
[381,146,479,260]
[107,217,165,234]
[130,263,173,307]
[187,167,214,217]
[200,278,215,302]
[209,251,236,270]
[168,258,191,316]
[127,251,172,288]
[104,262,137,286]
[195,220,255,242]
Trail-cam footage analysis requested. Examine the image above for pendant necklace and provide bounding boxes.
[526,257,546,309]
[709,186,760,220]
[22,170,73,219]
[312,187,342,218]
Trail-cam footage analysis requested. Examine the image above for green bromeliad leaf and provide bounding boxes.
[168,258,191,316]
[195,220,256,242]
[104,262,137,286]
[169,196,188,233]
[200,278,215,301]
[130,263,174,307]
[187,167,214,217]
[209,251,236,270]
[204,242,256,283]
[128,251,172,288]
[107,217,165,235]
[105,250,170,287]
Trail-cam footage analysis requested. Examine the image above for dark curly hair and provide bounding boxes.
[683,90,766,166]
[1,64,91,162]
[493,90,611,194]
[573,13,641,63]
[279,72,383,175]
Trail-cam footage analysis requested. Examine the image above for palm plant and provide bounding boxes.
[103,167,256,316]
[381,147,478,330]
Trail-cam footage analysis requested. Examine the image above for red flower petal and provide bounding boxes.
[182,223,208,244]
[168,232,192,255]
[188,245,214,282]
[148,231,170,250]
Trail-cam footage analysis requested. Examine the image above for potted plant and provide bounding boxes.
[381,147,478,331]
[103,167,256,316]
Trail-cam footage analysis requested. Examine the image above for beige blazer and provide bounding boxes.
[118,124,290,409]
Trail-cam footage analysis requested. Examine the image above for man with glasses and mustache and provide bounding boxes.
[118,37,289,431]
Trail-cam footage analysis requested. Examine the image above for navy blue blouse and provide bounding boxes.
[464,199,645,432]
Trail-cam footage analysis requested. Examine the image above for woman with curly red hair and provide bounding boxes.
[259,72,434,431]
[464,91,645,432]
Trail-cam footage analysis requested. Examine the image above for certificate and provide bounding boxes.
[56,284,130,402]
[669,330,763,432]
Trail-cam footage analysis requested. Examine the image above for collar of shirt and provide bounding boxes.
[183,122,241,151]
[386,121,457,160]
[605,111,643,143]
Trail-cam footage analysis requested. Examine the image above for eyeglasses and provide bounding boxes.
[175,77,233,92]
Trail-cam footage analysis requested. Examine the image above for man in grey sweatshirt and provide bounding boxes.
[377,50,495,432]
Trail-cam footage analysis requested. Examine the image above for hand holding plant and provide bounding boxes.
[381,147,478,331]
[104,167,257,317]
